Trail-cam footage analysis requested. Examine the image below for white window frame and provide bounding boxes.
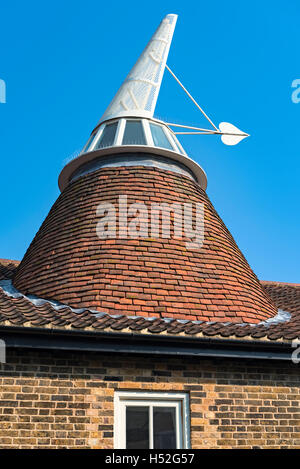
[91,120,119,151]
[149,121,176,152]
[114,118,126,146]
[114,391,190,449]
[89,124,105,152]
[81,132,95,154]
[122,118,147,146]
[142,119,154,146]
[168,128,187,155]
[163,126,180,152]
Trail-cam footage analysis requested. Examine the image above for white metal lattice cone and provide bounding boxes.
[98,14,178,124]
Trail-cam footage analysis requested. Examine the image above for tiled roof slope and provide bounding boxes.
[261,281,300,316]
[0,265,299,341]
[0,260,20,280]
[13,166,277,323]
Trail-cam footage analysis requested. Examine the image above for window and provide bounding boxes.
[95,122,118,149]
[122,120,146,145]
[150,123,174,150]
[114,391,190,449]
[82,133,95,153]
[167,130,181,153]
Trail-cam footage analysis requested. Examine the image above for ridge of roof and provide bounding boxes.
[0,259,20,265]
[261,280,300,287]
[0,259,20,281]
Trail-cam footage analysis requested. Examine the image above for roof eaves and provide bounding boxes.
[0,323,295,361]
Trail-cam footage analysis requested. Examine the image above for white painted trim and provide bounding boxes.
[88,116,187,156]
[81,133,94,154]
[114,391,190,450]
[143,119,154,147]
[161,125,179,152]
[59,144,207,191]
[149,404,154,449]
[164,127,180,153]
[169,128,186,155]
[115,119,126,146]
[89,125,104,152]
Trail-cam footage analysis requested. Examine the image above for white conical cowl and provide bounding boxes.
[98,14,177,124]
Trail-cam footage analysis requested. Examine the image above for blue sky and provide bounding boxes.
[0,0,299,283]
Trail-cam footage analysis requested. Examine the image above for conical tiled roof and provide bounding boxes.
[13,164,277,323]
[12,15,275,324]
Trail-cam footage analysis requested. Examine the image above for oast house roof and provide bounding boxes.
[13,167,277,324]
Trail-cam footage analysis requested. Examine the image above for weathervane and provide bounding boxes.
[98,13,249,147]
[165,64,249,146]
[60,14,249,191]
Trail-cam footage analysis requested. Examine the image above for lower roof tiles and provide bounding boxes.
[0,261,299,343]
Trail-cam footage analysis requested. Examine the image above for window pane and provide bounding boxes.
[150,123,174,150]
[96,122,118,149]
[168,131,181,153]
[123,120,146,145]
[153,407,177,449]
[126,406,149,449]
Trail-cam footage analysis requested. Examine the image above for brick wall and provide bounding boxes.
[0,349,300,449]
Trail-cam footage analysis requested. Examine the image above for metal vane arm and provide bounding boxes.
[165,66,249,145]
[165,65,219,131]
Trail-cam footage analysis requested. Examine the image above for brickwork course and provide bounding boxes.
[1,350,300,449]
